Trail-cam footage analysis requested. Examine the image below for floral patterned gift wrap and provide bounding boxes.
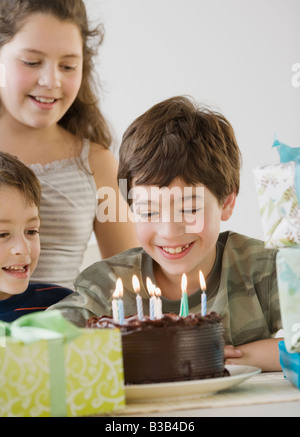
[253,139,300,248]
[0,311,125,417]
[276,249,300,354]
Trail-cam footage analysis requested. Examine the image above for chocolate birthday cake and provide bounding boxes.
[87,312,229,385]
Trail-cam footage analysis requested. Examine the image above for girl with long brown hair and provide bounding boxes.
[0,0,138,289]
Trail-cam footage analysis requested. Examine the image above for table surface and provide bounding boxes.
[110,371,300,417]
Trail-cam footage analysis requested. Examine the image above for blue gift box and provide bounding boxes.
[279,341,300,389]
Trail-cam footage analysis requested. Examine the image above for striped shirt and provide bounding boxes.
[29,140,98,290]
[0,283,73,322]
[50,231,282,346]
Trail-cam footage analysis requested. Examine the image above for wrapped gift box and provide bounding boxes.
[279,341,300,390]
[253,161,300,248]
[253,138,300,248]
[276,249,300,354]
[0,311,125,417]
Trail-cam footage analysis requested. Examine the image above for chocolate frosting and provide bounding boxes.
[87,311,222,333]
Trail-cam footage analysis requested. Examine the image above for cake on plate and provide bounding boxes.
[87,312,229,385]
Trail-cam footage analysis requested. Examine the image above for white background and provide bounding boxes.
[83,0,300,260]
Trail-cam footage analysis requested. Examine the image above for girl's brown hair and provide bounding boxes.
[118,96,242,204]
[0,0,111,148]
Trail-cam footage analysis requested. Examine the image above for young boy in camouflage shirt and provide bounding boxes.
[51,96,282,371]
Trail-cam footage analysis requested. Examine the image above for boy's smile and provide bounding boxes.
[2,264,30,278]
[132,177,236,299]
[159,241,194,257]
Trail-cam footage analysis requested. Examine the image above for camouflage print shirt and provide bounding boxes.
[49,231,282,346]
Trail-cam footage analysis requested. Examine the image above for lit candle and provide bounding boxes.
[154,287,163,319]
[146,277,156,320]
[179,273,189,317]
[112,278,124,325]
[112,297,119,323]
[132,275,144,320]
[199,270,207,316]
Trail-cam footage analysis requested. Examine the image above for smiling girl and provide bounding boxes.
[0,0,138,290]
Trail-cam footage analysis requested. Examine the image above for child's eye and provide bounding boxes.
[182,208,202,214]
[0,232,9,239]
[22,60,40,67]
[140,211,158,218]
[25,229,40,236]
[132,210,160,223]
[138,211,159,222]
[61,65,77,72]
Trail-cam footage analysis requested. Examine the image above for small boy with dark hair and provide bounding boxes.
[0,151,72,322]
[51,96,282,371]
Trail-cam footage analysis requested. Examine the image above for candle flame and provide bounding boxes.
[155,287,161,298]
[199,270,206,291]
[146,277,156,296]
[113,278,123,299]
[132,275,140,293]
[181,273,187,294]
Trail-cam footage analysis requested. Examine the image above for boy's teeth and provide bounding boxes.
[4,266,26,272]
[35,97,55,103]
[162,244,190,254]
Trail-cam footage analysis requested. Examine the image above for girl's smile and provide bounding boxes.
[29,95,61,108]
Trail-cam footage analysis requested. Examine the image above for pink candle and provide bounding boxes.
[199,271,207,316]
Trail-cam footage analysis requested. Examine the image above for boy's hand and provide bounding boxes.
[224,338,283,371]
[224,344,243,365]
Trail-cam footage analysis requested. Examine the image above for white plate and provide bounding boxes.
[125,365,261,402]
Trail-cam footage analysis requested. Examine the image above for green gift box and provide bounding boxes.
[276,249,300,353]
[0,311,125,417]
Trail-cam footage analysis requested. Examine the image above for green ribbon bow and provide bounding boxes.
[0,311,81,417]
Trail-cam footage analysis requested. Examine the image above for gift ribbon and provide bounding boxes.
[0,310,81,417]
[273,138,300,204]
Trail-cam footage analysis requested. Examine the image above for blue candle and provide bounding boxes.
[113,278,124,325]
[132,275,144,320]
[149,294,156,320]
[147,277,156,320]
[118,298,124,325]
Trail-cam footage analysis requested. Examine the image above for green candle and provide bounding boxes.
[179,273,189,317]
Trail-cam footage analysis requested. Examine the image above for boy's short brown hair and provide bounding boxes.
[0,151,41,207]
[118,96,242,204]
